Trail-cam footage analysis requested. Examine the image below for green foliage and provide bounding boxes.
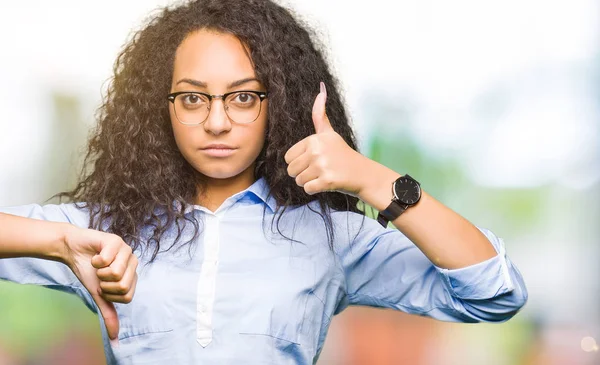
[363,116,547,238]
[0,280,99,357]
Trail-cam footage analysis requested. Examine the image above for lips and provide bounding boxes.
[200,144,236,150]
[200,144,237,157]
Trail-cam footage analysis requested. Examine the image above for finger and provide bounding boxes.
[91,290,119,340]
[91,238,122,269]
[102,273,138,304]
[312,82,333,134]
[284,139,307,164]
[99,254,138,295]
[303,176,332,195]
[286,151,312,178]
[96,245,133,282]
[295,164,320,188]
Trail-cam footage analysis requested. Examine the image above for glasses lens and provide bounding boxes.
[173,92,263,124]
[174,93,210,125]
[224,92,262,124]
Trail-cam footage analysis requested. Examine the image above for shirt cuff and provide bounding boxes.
[434,228,515,300]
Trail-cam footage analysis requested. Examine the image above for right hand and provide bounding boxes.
[61,225,139,341]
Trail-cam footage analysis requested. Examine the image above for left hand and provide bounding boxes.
[284,82,370,196]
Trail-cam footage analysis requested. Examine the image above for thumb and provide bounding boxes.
[92,288,120,341]
[312,82,333,134]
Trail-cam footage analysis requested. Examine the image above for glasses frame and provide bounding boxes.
[167,90,268,125]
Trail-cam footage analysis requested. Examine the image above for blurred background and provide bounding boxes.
[0,0,598,364]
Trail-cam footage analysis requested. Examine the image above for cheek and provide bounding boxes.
[169,104,177,126]
[169,108,192,150]
[249,120,267,155]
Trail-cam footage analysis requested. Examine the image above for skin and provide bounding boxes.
[169,29,497,269]
[169,29,269,212]
[285,83,498,269]
[0,28,497,343]
[0,213,136,342]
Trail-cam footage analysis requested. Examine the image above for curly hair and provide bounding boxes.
[58,0,366,261]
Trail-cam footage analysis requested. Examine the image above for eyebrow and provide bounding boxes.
[175,77,261,89]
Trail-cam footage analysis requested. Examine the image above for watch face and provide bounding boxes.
[393,176,421,205]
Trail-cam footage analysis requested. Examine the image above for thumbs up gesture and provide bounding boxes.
[284,82,370,196]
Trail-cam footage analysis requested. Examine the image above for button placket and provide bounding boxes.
[196,213,221,347]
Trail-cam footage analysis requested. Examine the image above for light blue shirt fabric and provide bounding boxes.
[0,176,527,364]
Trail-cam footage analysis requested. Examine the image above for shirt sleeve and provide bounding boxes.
[0,203,97,314]
[335,213,528,323]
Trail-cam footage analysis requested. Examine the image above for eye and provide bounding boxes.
[181,93,208,108]
[230,92,257,107]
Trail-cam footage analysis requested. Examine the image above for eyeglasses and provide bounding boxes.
[167,90,268,125]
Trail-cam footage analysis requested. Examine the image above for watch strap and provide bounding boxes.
[376,200,408,227]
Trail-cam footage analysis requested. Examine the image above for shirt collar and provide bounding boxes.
[171,176,276,215]
[243,176,277,213]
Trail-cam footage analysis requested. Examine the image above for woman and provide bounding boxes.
[0,0,527,364]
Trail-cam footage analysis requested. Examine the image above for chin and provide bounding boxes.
[196,162,252,181]
[201,170,242,180]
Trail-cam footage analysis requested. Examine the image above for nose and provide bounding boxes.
[203,98,232,135]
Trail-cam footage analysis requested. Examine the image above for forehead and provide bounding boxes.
[172,29,256,86]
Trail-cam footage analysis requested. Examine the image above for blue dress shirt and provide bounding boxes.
[0,176,527,364]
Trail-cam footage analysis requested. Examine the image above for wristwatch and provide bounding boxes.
[376,174,422,227]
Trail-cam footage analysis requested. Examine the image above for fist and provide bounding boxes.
[62,226,139,341]
[284,82,368,197]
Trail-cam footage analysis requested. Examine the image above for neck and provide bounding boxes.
[195,168,256,213]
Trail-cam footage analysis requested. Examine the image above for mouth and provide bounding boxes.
[200,144,237,157]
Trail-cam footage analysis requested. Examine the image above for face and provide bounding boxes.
[169,29,268,184]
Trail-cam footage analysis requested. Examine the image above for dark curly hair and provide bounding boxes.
[57,0,366,261]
